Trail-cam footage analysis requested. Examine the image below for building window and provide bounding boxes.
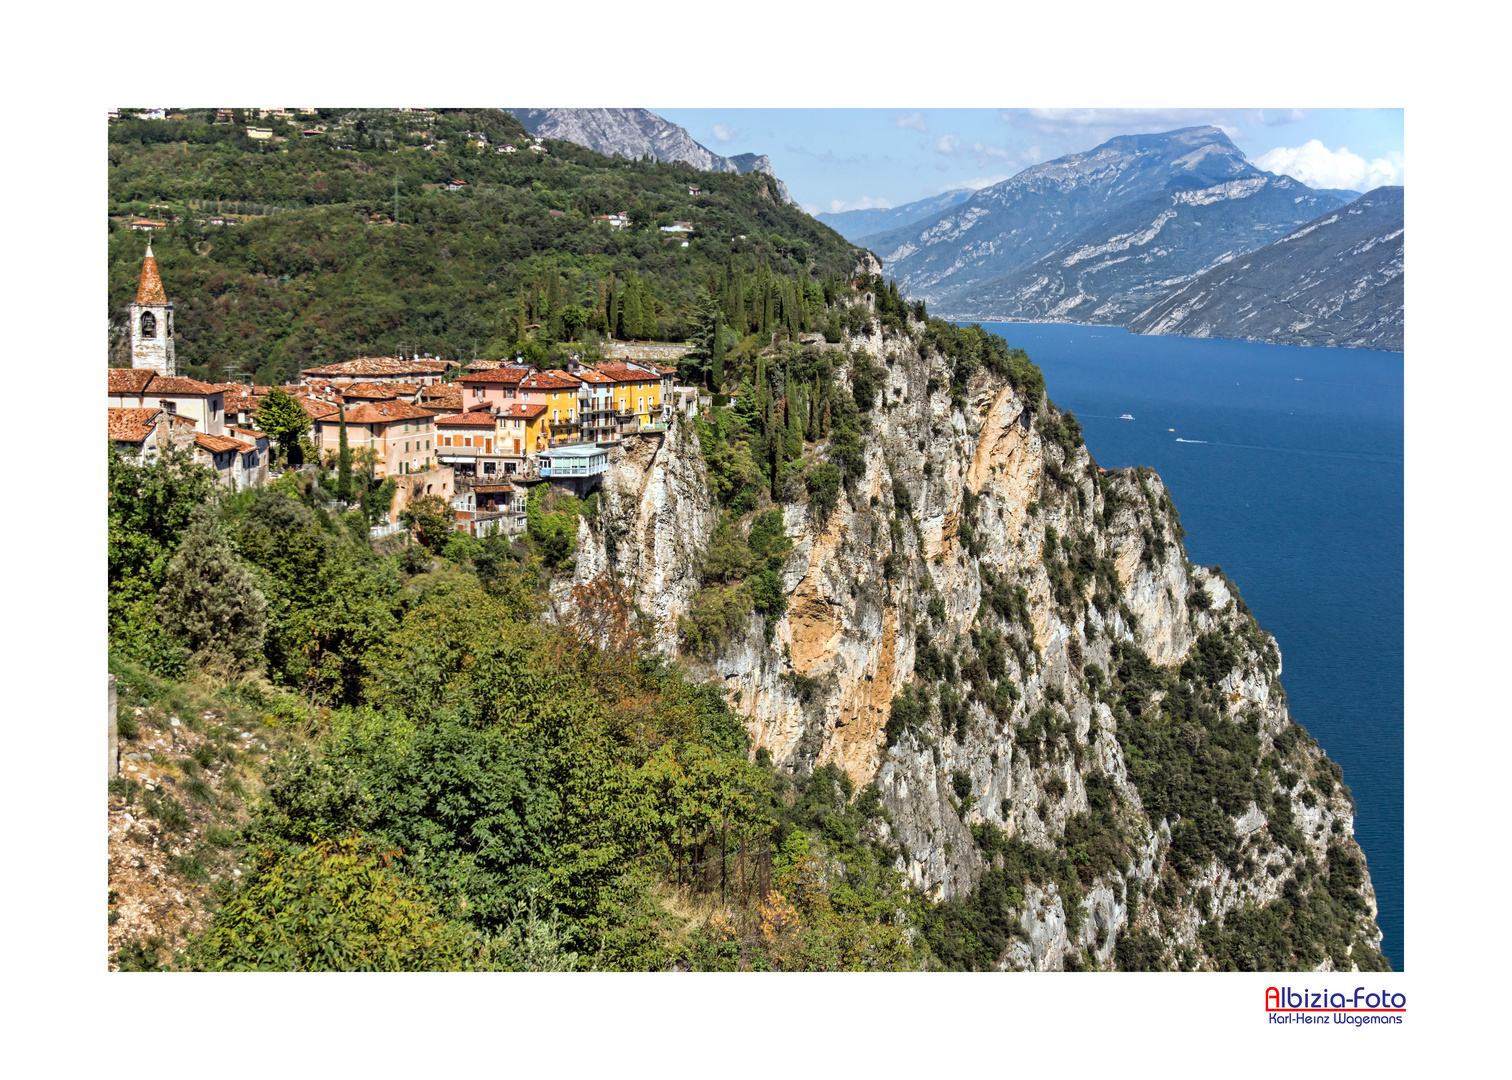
[140,311,156,339]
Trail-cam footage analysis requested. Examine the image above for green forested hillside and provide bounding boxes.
[107,108,859,384]
[108,451,922,970]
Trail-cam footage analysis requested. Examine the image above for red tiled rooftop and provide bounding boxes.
[107,407,160,442]
[301,356,454,377]
[332,400,438,424]
[521,370,583,390]
[435,412,497,427]
[195,432,253,454]
[499,402,547,419]
[107,369,220,396]
[458,365,533,386]
[593,361,661,383]
[108,368,157,394]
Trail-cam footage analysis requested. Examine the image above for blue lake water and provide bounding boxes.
[970,322,1404,969]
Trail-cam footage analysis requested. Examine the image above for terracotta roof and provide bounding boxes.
[339,382,405,400]
[500,402,547,420]
[292,396,340,421]
[146,375,221,396]
[435,412,497,427]
[228,426,266,442]
[196,432,253,454]
[593,361,661,384]
[135,245,168,305]
[521,370,582,390]
[574,369,615,385]
[223,392,262,415]
[458,365,533,386]
[108,368,157,394]
[417,385,463,409]
[107,369,220,396]
[300,356,454,377]
[108,407,160,442]
[330,401,437,424]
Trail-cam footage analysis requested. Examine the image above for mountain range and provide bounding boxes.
[816,189,974,242]
[855,126,1398,350]
[507,108,796,204]
[1127,186,1403,350]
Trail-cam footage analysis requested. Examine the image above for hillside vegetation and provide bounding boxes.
[108,108,858,384]
[107,445,925,970]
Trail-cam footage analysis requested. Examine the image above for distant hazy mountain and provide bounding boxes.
[817,189,974,243]
[507,108,795,204]
[1128,187,1403,351]
[943,172,1352,325]
[866,127,1344,307]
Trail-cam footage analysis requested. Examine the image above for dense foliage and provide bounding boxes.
[108,108,859,384]
[108,445,923,970]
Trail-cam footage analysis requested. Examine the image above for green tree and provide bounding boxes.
[560,304,588,341]
[336,406,353,502]
[806,463,842,526]
[157,507,268,669]
[402,493,454,552]
[187,838,492,971]
[257,386,312,467]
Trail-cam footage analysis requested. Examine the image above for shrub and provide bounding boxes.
[805,463,842,525]
[679,583,754,657]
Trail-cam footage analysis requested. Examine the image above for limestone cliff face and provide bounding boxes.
[568,417,714,654]
[579,299,1384,972]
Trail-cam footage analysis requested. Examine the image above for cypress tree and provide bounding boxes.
[623,282,642,341]
[711,310,725,390]
[640,277,657,339]
[337,406,352,502]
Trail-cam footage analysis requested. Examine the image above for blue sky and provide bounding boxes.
[652,108,1405,214]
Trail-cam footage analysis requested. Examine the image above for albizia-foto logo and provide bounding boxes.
[1266,986,1405,1026]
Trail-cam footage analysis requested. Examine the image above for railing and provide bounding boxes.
[370,520,406,539]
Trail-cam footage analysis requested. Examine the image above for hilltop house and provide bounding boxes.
[521,370,583,437]
[456,365,534,411]
[311,400,438,478]
[108,369,226,435]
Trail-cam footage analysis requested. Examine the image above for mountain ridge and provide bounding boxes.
[1127,186,1404,350]
[508,108,796,204]
[818,189,974,243]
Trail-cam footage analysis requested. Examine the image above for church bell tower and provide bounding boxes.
[128,242,175,375]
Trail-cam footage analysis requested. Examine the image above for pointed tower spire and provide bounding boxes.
[129,240,175,375]
[135,243,168,306]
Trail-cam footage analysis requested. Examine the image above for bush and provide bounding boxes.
[805,463,842,525]
[679,583,754,657]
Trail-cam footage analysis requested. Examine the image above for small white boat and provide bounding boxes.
[1118,413,1135,420]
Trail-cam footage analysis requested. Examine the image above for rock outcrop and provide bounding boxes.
[507,108,796,205]
[578,297,1386,972]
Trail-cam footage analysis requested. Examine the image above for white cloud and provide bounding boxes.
[951,174,1014,191]
[1255,140,1403,192]
[822,195,894,213]
[895,111,928,132]
[711,123,738,143]
[935,134,961,154]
